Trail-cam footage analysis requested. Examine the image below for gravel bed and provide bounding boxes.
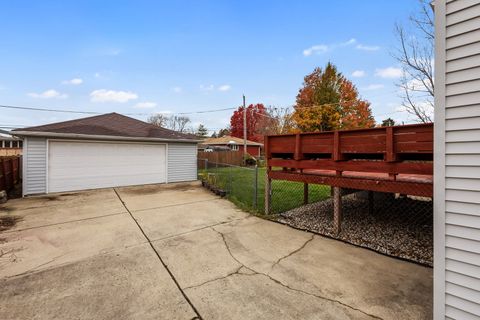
[275,193,433,266]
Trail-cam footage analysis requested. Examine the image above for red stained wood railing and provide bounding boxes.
[266,123,433,178]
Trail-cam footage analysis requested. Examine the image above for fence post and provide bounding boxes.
[303,183,309,205]
[204,159,208,172]
[265,171,271,215]
[0,158,5,192]
[253,165,258,210]
[333,187,343,234]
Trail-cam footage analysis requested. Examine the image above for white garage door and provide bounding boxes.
[48,140,167,193]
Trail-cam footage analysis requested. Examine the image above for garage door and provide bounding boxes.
[48,141,166,193]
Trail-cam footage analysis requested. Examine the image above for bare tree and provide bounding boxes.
[394,0,434,123]
[167,115,191,133]
[263,106,295,135]
[147,114,169,127]
[148,114,192,133]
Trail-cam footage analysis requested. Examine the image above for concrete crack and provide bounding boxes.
[270,234,315,272]
[211,226,383,320]
[114,188,203,320]
[183,265,243,290]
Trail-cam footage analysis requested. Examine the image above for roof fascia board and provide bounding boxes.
[12,131,201,143]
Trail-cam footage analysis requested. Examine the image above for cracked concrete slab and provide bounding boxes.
[153,227,242,289]
[132,198,248,241]
[0,213,145,278]
[269,235,433,319]
[184,272,373,320]
[0,184,433,319]
[213,216,314,274]
[0,244,196,320]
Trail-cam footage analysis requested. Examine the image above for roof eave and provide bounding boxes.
[12,131,201,143]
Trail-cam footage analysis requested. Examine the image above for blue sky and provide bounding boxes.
[0,0,422,133]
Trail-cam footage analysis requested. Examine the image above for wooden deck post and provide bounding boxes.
[303,183,309,205]
[265,171,272,215]
[368,191,374,215]
[333,186,342,234]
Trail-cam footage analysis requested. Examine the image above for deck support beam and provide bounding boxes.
[333,186,342,234]
[303,183,309,205]
[265,173,272,215]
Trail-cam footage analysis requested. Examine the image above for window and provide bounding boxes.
[230,144,239,151]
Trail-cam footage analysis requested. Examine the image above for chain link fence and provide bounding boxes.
[197,159,432,265]
[271,173,433,266]
[197,159,331,214]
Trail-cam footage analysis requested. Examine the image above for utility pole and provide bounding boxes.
[243,95,247,158]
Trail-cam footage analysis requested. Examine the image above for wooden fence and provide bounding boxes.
[198,151,244,166]
[0,156,21,193]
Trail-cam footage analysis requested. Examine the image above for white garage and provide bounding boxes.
[13,113,199,195]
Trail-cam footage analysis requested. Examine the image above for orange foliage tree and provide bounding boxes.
[293,62,375,132]
[230,103,268,142]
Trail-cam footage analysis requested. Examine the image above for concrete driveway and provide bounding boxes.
[0,182,432,320]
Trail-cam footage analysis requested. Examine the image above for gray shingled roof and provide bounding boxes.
[12,113,198,141]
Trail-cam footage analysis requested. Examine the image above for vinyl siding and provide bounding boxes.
[24,137,47,195]
[167,143,197,183]
[438,1,480,318]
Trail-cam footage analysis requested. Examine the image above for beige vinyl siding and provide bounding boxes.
[167,143,197,183]
[440,1,480,318]
[24,137,47,195]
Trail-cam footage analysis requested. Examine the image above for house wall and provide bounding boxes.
[435,1,480,319]
[167,143,198,183]
[238,145,261,157]
[22,138,198,195]
[23,137,47,195]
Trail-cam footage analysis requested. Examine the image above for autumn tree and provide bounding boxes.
[230,103,268,142]
[293,62,375,132]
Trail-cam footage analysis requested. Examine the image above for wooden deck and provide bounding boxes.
[264,123,434,231]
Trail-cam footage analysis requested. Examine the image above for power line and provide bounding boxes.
[0,104,237,116]
[0,104,103,115]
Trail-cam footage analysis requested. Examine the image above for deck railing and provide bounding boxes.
[266,123,433,178]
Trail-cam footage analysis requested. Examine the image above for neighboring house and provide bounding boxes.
[201,136,263,157]
[12,113,199,196]
[435,2,480,319]
[0,129,22,156]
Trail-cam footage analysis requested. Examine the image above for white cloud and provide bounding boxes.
[303,44,329,56]
[351,70,366,78]
[28,89,68,99]
[342,38,357,46]
[94,72,101,78]
[362,84,385,91]
[134,101,157,109]
[218,84,231,92]
[62,78,83,85]
[303,38,356,56]
[375,67,403,78]
[90,89,138,103]
[200,84,215,91]
[356,44,380,51]
[172,86,182,93]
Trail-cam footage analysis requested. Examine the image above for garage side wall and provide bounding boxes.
[23,137,47,195]
[167,143,197,183]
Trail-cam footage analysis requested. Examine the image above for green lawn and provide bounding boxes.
[199,166,331,214]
